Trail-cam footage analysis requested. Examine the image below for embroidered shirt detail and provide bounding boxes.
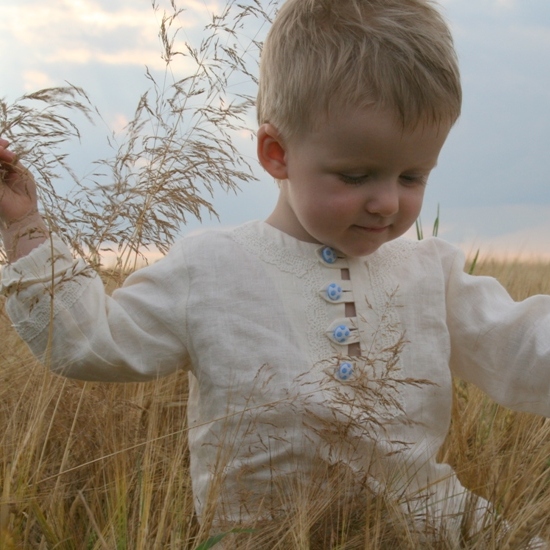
[231,222,334,362]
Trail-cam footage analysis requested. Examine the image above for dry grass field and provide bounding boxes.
[1,255,550,549]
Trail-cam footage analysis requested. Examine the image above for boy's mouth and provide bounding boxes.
[353,224,390,234]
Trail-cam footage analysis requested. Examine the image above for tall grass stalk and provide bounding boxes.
[416,206,480,274]
[0,0,276,270]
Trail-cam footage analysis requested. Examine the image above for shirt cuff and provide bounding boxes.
[0,235,75,295]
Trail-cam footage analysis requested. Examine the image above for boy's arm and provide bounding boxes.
[443,242,550,417]
[1,138,190,382]
[0,139,49,261]
[2,234,191,382]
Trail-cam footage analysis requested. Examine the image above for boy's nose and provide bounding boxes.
[364,181,400,217]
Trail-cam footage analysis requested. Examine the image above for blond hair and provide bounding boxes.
[257,0,461,141]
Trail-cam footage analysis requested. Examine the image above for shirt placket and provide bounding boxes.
[317,245,360,381]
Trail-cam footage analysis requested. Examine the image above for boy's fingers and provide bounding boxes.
[0,150,20,168]
[0,158,18,174]
[0,149,18,165]
[0,161,24,189]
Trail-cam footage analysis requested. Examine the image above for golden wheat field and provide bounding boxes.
[0,256,550,549]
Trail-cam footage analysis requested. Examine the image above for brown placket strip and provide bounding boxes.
[341,268,361,357]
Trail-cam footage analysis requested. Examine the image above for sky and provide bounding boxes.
[1,0,550,260]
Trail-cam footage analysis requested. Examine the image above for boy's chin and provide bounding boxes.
[333,234,401,258]
[330,241,386,258]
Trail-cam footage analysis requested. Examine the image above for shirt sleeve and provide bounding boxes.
[442,243,550,416]
[1,235,191,382]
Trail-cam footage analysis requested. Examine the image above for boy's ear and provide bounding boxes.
[257,123,289,180]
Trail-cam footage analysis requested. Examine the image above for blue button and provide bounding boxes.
[336,362,353,381]
[326,283,343,301]
[321,247,337,264]
[333,324,351,343]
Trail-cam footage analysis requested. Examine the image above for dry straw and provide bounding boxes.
[0,0,277,272]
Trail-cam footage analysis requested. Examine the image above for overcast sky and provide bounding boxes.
[1,0,549,260]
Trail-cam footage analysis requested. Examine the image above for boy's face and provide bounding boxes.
[262,105,450,257]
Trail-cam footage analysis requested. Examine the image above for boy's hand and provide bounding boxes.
[0,138,39,225]
[0,138,49,262]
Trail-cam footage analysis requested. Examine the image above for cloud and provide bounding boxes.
[0,0,221,71]
[425,1,550,216]
[21,71,56,92]
[44,46,168,70]
[108,113,130,135]
[492,0,516,10]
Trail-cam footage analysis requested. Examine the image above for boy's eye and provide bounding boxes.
[400,174,428,186]
[339,174,369,185]
[339,173,429,186]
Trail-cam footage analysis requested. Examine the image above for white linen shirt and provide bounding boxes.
[3,220,550,534]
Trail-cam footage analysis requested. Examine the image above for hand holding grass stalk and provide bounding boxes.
[0,138,49,262]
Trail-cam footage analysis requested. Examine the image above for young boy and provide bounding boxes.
[1,0,549,546]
